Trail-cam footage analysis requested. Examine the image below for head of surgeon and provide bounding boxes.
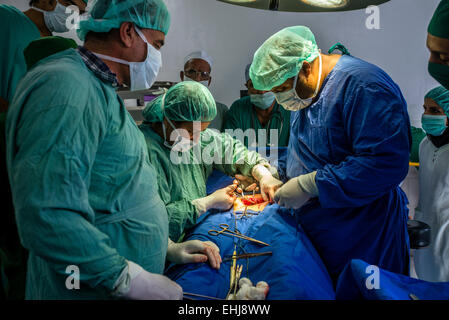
[428,0,449,89]
[249,26,323,111]
[422,86,449,137]
[180,50,214,87]
[143,81,217,151]
[77,0,170,91]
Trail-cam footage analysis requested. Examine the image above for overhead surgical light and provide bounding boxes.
[300,0,348,9]
[217,0,391,12]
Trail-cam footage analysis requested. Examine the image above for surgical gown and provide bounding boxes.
[287,55,411,281]
[6,49,168,299]
[138,125,269,242]
[0,5,40,105]
[414,137,449,282]
[224,96,291,148]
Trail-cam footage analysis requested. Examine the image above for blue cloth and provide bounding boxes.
[286,55,411,281]
[336,259,449,300]
[165,204,336,300]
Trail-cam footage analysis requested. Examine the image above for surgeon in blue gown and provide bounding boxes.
[250,26,411,282]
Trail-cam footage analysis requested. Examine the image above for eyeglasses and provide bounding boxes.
[185,69,210,80]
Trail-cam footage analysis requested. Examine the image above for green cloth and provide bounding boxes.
[208,101,228,132]
[0,4,39,300]
[0,5,40,104]
[78,0,171,41]
[6,49,168,299]
[143,81,217,122]
[224,96,291,148]
[425,86,449,116]
[250,26,320,91]
[139,125,269,242]
[428,0,449,38]
[410,126,426,163]
[24,36,78,71]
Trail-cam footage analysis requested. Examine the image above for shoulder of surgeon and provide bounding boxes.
[336,55,401,93]
[14,49,114,114]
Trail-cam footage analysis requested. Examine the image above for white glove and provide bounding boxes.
[191,185,237,215]
[252,164,283,202]
[115,261,183,300]
[166,239,222,270]
[274,172,318,209]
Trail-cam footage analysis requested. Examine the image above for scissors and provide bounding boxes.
[208,223,269,246]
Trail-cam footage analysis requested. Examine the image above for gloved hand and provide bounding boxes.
[274,177,311,209]
[233,174,259,193]
[252,164,283,202]
[117,261,183,300]
[167,239,222,270]
[191,185,237,215]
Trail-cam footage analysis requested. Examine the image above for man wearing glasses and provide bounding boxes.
[180,50,228,131]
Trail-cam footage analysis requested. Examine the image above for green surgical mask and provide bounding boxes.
[422,114,448,136]
[428,62,449,90]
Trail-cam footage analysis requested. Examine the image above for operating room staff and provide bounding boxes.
[139,81,280,243]
[0,0,86,300]
[6,0,186,300]
[414,86,449,282]
[224,63,291,148]
[250,26,411,281]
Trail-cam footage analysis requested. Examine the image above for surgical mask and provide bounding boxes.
[274,53,322,111]
[250,92,276,110]
[162,118,194,152]
[94,27,162,91]
[429,62,449,90]
[184,76,209,87]
[422,114,448,136]
[33,3,72,33]
[160,94,194,152]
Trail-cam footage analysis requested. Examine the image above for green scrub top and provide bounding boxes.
[0,5,40,104]
[224,96,291,148]
[410,126,426,163]
[139,124,269,242]
[6,49,169,300]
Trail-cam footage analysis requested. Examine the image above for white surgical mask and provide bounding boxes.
[184,75,209,87]
[250,92,276,110]
[33,3,73,33]
[274,53,322,111]
[159,94,194,152]
[94,27,162,91]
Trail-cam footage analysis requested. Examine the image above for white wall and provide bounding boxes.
[2,0,441,126]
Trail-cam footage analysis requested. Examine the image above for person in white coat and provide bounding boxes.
[414,86,449,282]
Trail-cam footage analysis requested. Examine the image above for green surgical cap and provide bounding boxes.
[425,85,449,117]
[250,26,320,91]
[142,81,217,123]
[428,0,449,38]
[78,0,170,41]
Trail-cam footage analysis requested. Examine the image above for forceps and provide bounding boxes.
[208,223,269,246]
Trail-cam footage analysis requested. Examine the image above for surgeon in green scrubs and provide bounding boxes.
[0,0,86,300]
[139,81,282,243]
[5,0,200,300]
[224,64,291,148]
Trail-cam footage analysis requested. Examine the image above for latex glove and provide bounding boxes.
[233,175,259,194]
[274,177,311,209]
[252,164,283,202]
[191,185,237,215]
[167,239,222,270]
[117,261,183,300]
